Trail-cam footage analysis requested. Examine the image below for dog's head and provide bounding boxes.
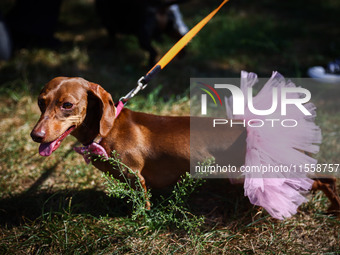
[30,77,115,156]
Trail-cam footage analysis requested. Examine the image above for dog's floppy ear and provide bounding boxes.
[87,82,116,137]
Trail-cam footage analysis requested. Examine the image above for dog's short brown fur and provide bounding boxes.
[31,77,340,216]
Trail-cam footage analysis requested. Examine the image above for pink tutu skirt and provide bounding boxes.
[226,71,322,220]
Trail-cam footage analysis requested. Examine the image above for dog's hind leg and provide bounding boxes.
[312,177,340,216]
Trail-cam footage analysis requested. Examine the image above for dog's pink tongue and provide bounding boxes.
[39,141,56,156]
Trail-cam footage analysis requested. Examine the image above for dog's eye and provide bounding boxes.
[62,102,73,110]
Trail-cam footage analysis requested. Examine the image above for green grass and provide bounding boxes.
[1,0,340,254]
[102,153,205,232]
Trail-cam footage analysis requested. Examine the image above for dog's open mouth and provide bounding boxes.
[39,126,76,156]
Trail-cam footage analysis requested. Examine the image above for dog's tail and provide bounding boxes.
[226,71,322,220]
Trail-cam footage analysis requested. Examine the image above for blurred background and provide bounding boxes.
[0,0,339,98]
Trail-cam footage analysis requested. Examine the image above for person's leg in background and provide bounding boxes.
[0,12,12,60]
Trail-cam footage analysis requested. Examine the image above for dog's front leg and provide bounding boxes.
[136,172,151,210]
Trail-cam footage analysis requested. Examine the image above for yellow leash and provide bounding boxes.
[120,0,229,103]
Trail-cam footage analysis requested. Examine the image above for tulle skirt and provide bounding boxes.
[226,71,322,220]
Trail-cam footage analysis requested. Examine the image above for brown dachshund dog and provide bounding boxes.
[31,77,340,217]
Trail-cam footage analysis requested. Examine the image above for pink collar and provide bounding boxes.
[74,101,124,163]
[74,143,108,164]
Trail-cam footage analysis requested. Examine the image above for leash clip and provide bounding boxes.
[119,76,148,104]
[137,76,148,91]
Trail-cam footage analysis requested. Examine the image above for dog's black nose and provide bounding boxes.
[31,130,46,143]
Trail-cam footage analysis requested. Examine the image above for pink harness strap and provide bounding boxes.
[115,101,124,118]
[74,100,124,164]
